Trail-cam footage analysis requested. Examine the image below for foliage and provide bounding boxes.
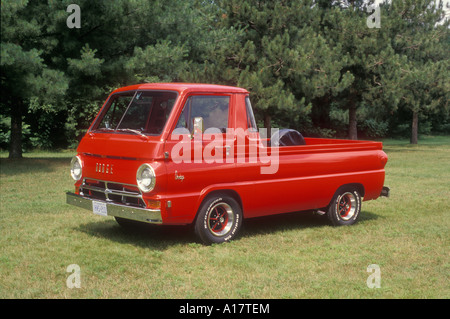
[0,0,449,156]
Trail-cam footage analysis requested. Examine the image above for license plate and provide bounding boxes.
[92,201,108,216]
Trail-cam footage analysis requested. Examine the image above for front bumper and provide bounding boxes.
[66,192,163,224]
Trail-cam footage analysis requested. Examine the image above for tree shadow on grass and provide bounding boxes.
[359,210,382,223]
[0,157,72,176]
[241,209,379,238]
[383,147,424,153]
[241,210,328,238]
[76,219,197,250]
[76,210,380,249]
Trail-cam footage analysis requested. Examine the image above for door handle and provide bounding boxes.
[212,145,230,156]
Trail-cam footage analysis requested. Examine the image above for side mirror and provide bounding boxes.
[193,117,204,134]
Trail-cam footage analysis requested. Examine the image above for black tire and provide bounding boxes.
[194,195,243,245]
[327,187,362,226]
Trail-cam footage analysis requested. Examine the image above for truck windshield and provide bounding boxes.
[92,90,177,135]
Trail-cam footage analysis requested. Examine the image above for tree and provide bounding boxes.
[215,0,354,133]
[316,1,396,140]
[1,1,68,158]
[1,0,447,153]
[382,0,449,144]
[1,0,214,153]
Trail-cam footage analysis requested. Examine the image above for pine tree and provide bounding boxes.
[318,1,392,139]
[1,0,213,154]
[216,0,354,133]
[1,1,69,158]
[382,0,449,144]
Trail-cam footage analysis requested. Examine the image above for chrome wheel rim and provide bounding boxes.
[207,202,234,237]
[337,192,357,221]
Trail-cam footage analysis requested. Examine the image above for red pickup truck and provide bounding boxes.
[66,83,389,244]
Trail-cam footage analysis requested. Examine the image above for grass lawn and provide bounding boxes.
[0,136,449,299]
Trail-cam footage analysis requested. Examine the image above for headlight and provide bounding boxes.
[136,164,156,193]
[70,156,83,181]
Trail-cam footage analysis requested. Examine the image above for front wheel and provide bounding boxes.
[194,195,242,245]
[327,188,362,226]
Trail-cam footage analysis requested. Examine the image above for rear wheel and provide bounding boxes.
[327,188,362,226]
[194,195,242,245]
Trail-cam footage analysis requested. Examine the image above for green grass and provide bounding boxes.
[0,137,449,299]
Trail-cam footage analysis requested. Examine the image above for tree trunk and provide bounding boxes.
[410,110,418,144]
[9,100,23,159]
[348,102,358,140]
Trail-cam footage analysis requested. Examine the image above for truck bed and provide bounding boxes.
[281,137,383,152]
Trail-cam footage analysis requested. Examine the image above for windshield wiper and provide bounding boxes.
[116,128,149,138]
[93,127,115,132]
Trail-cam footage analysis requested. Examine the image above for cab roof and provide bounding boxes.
[111,83,249,95]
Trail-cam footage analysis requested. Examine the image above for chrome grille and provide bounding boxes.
[80,179,145,208]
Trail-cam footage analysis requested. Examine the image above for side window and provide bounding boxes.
[176,95,230,133]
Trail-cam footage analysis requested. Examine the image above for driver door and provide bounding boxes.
[163,94,236,220]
